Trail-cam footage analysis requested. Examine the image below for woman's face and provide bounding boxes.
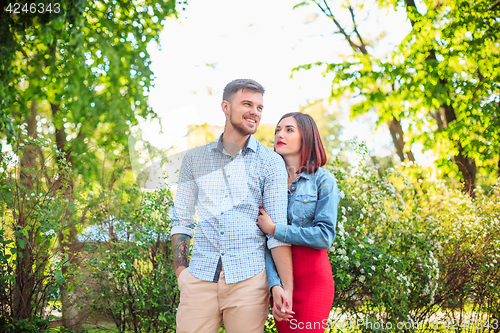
[274,116,302,157]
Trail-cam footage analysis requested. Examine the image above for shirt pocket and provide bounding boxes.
[293,194,317,221]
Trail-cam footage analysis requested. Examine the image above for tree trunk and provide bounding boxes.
[388,117,415,162]
[439,103,476,196]
[51,103,83,330]
[12,217,35,320]
[454,142,477,196]
[19,99,38,191]
[13,99,39,319]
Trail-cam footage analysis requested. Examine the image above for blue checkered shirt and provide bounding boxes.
[170,134,289,284]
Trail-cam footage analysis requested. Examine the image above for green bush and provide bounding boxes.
[82,187,178,333]
[325,158,500,332]
[0,136,72,326]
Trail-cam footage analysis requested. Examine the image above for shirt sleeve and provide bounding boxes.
[262,154,290,249]
[274,172,340,249]
[170,151,198,237]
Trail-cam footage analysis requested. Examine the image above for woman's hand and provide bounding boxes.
[271,285,294,322]
[257,206,276,235]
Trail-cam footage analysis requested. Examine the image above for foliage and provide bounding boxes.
[82,186,178,333]
[1,0,179,326]
[323,145,500,331]
[0,316,85,333]
[293,0,500,192]
[0,135,73,324]
[1,0,179,180]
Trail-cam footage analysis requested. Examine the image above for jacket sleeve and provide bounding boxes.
[265,246,282,292]
[274,172,340,250]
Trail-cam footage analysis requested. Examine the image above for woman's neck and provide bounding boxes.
[283,154,301,180]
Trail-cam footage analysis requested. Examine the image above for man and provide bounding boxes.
[170,79,293,333]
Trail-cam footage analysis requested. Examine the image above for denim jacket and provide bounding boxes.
[266,167,340,290]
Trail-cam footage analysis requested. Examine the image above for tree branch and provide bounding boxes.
[347,4,368,54]
[313,0,362,52]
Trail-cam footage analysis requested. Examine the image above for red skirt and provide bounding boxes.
[275,245,334,333]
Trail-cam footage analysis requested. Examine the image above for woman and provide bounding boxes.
[258,112,340,332]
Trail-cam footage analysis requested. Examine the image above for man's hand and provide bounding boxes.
[271,285,294,322]
[175,266,187,279]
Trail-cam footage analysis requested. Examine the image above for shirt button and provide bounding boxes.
[227,175,231,178]
[221,231,224,235]
[221,252,225,256]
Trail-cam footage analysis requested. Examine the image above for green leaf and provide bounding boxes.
[293,1,309,9]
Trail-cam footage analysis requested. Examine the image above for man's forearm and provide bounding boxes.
[270,246,293,291]
[171,234,191,277]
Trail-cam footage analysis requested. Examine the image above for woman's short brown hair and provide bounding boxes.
[276,112,327,174]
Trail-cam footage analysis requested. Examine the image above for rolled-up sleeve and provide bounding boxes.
[170,152,197,237]
[262,154,290,249]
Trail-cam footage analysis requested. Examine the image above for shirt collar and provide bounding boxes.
[215,133,257,155]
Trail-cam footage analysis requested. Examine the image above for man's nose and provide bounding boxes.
[249,106,259,115]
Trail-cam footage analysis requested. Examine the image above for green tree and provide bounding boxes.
[293,0,500,195]
[0,0,180,327]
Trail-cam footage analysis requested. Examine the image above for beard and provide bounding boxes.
[228,112,257,136]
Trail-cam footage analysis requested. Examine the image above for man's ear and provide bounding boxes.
[221,100,230,116]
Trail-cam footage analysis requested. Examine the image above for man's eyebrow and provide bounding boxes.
[241,99,263,108]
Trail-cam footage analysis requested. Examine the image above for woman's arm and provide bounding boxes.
[262,172,340,250]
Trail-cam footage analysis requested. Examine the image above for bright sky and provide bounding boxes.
[140,0,417,159]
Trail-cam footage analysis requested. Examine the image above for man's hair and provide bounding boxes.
[276,112,327,174]
[222,79,265,102]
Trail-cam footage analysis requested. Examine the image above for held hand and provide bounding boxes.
[271,285,294,322]
[175,266,187,279]
[257,206,276,235]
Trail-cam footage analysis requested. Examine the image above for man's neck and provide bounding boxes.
[221,130,249,156]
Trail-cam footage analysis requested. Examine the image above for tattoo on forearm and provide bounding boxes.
[172,234,190,270]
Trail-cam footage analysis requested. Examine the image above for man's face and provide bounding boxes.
[222,89,263,136]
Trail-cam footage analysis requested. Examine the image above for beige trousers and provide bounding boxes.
[176,268,269,333]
